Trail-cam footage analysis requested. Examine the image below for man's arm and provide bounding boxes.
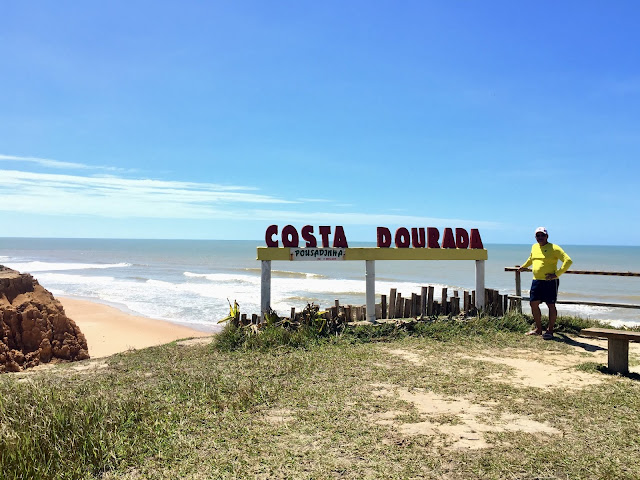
[517,255,533,272]
[555,247,573,277]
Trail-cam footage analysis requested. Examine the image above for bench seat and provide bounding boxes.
[580,328,640,374]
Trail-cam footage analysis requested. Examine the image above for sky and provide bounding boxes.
[1,1,639,245]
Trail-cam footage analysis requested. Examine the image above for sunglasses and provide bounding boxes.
[535,233,547,238]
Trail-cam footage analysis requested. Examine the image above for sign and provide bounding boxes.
[265,225,484,250]
[290,247,346,261]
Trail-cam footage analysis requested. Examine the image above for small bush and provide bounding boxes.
[213,323,326,352]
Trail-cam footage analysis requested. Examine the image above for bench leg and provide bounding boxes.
[608,338,629,374]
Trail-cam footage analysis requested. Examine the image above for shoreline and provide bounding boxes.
[59,297,213,359]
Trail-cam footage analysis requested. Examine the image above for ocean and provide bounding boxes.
[1,238,639,330]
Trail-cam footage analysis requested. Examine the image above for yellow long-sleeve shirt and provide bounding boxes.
[521,242,573,280]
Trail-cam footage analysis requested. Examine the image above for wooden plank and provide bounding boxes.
[509,297,640,310]
[463,291,470,312]
[396,293,403,318]
[581,328,640,341]
[421,286,427,317]
[505,267,640,277]
[404,298,411,318]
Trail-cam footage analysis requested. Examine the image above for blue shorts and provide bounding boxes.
[530,279,559,304]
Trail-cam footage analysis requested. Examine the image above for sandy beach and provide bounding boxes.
[59,297,212,358]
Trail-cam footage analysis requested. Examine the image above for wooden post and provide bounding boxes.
[381,294,387,319]
[453,291,459,315]
[441,288,448,315]
[290,307,295,320]
[427,286,434,315]
[411,293,418,317]
[404,298,411,318]
[260,260,271,322]
[396,293,403,317]
[421,286,427,317]
[609,338,629,374]
[463,291,470,312]
[515,269,522,313]
[389,288,397,319]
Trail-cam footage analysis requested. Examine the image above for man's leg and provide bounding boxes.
[528,300,543,334]
[546,303,557,333]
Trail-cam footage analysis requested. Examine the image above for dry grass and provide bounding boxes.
[2,315,640,479]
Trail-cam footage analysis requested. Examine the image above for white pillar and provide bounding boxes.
[475,259,485,310]
[261,260,271,321]
[365,260,376,323]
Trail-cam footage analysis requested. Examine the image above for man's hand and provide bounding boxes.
[545,273,557,280]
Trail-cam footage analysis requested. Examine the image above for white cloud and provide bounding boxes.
[0,154,127,172]
[248,209,500,229]
[0,170,295,219]
[0,168,500,230]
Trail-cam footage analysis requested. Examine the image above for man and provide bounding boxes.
[518,227,572,339]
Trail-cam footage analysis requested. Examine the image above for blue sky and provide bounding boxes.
[1,1,639,245]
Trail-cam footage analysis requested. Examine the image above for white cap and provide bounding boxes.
[535,226,548,235]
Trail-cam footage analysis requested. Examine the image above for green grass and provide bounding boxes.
[1,313,639,479]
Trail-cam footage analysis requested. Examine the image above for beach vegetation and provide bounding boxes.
[2,311,640,479]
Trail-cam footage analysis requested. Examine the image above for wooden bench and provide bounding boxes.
[580,328,640,374]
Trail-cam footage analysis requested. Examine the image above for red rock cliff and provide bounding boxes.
[0,265,89,373]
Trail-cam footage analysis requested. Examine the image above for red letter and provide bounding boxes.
[470,229,484,249]
[395,228,410,248]
[455,228,470,249]
[411,228,425,248]
[318,226,331,248]
[266,224,278,247]
[333,226,348,248]
[281,225,299,247]
[427,227,440,248]
[442,228,456,248]
[301,225,317,247]
[377,227,391,247]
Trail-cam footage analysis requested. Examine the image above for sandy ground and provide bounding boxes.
[59,297,212,358]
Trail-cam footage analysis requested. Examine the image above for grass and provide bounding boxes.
[1,313,639,479]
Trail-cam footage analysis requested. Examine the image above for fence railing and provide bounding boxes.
[504,267,640,313]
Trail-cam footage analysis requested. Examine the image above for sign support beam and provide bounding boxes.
[261,260,271,320]
[365,260,376,323]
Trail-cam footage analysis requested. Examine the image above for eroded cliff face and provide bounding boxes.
[0,266,89,373]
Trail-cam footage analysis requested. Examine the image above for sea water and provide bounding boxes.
[1,238,639,330]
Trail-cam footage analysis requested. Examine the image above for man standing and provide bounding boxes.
[518,227,573,339]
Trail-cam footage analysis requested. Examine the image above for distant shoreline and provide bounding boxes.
[59,297,212,359]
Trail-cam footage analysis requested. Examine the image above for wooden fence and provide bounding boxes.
[281,285,508,322]
[505,267,640,313]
